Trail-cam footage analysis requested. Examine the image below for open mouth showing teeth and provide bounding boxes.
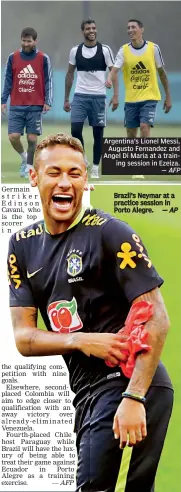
[52,195,73,210]
[52,194,73,204]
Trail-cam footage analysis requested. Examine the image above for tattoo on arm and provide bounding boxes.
[10,306,78,357]
[11,307,37,329]
[157,67,170,96]
[126,288,170,396]
[11,307,38,355]
[28,327,39,356]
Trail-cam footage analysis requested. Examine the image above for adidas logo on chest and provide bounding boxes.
[18,64,38,79]
[131,61,149,74]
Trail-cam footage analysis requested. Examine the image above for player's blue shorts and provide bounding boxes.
[8,109,43,135]
[124,100,158,128]
[71,93,106,127]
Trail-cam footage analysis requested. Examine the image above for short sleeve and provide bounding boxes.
[154,44,164,68]
[114,47,124,69]
[8,235,37,307]
[69,46,77,66]
[102,45,114,67]
[102,218,163,303]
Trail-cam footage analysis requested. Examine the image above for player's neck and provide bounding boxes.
[83,40,97,48]
[131,38,145,49]
[21,47,37,55]
[44,205,85,235]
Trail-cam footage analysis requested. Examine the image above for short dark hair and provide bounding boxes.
[128,19,144,28]
[21,27,37,40]
[81,18,96,31]
[34,133,84,170]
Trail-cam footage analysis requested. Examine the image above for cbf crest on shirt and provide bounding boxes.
[67,249,83,278]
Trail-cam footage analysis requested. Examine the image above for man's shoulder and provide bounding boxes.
[81,209,136,249]
[4,52,15,66]
[101,44,114,56]
[8,51,16,57]
[10,220,45,244]
[10,50,20,59]
[101,43,112,50]
[70,45,80,53]
[39,51,50,59]
[122,43,130,48]
[151,42,161,51]
[81,207,113,227]
[82,207,111,225]
[82,209,134,235]
[115,45,126,57]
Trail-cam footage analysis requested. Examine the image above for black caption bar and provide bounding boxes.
[102,137,181,175]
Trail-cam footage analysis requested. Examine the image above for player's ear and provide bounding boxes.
[29,167,38,187]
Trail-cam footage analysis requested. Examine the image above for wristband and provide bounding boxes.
[122,391,146,404]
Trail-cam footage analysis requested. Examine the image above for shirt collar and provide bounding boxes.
[44,205,92,235]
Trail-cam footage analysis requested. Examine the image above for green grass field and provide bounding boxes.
[1,122,181,183]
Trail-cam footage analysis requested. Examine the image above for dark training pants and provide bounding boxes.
[75,386,173,492]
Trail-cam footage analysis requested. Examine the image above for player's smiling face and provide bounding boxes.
[83,23,97,42]
[30,145,87,234]
[21,36,37,52]
[127,22,144,42]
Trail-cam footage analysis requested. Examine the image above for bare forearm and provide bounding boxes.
[158,67,171,97]
[111,69,119,97]
[11,306,84,357]
[65,72,74,100]
[14,325,129,362]
[15,326,81,357]
[126,289,170,396]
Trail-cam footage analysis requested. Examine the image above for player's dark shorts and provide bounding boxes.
[71,93,106,127]
[8,109,43,135]
[75,385,173,492]
[124,100,158,128]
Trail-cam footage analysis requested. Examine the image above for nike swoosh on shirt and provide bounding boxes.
[27,267,43,279]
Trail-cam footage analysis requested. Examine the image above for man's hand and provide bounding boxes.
[105,69,113,89]
[1,104,7,115]
[63,100,71,112]
[163,96,172,113]
[105,79,112,89]
[109,96,119,112]
[76,332,129,365]
[43,104,51,114]
[113,398,147,448]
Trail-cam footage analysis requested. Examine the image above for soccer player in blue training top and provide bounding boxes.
[1,27,53,178]
[64,18,114,179]
[8,133,173,492]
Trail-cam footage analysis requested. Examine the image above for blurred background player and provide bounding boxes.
[63,18,114,179]
[106,19,172,139]
[1,27,53,178]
